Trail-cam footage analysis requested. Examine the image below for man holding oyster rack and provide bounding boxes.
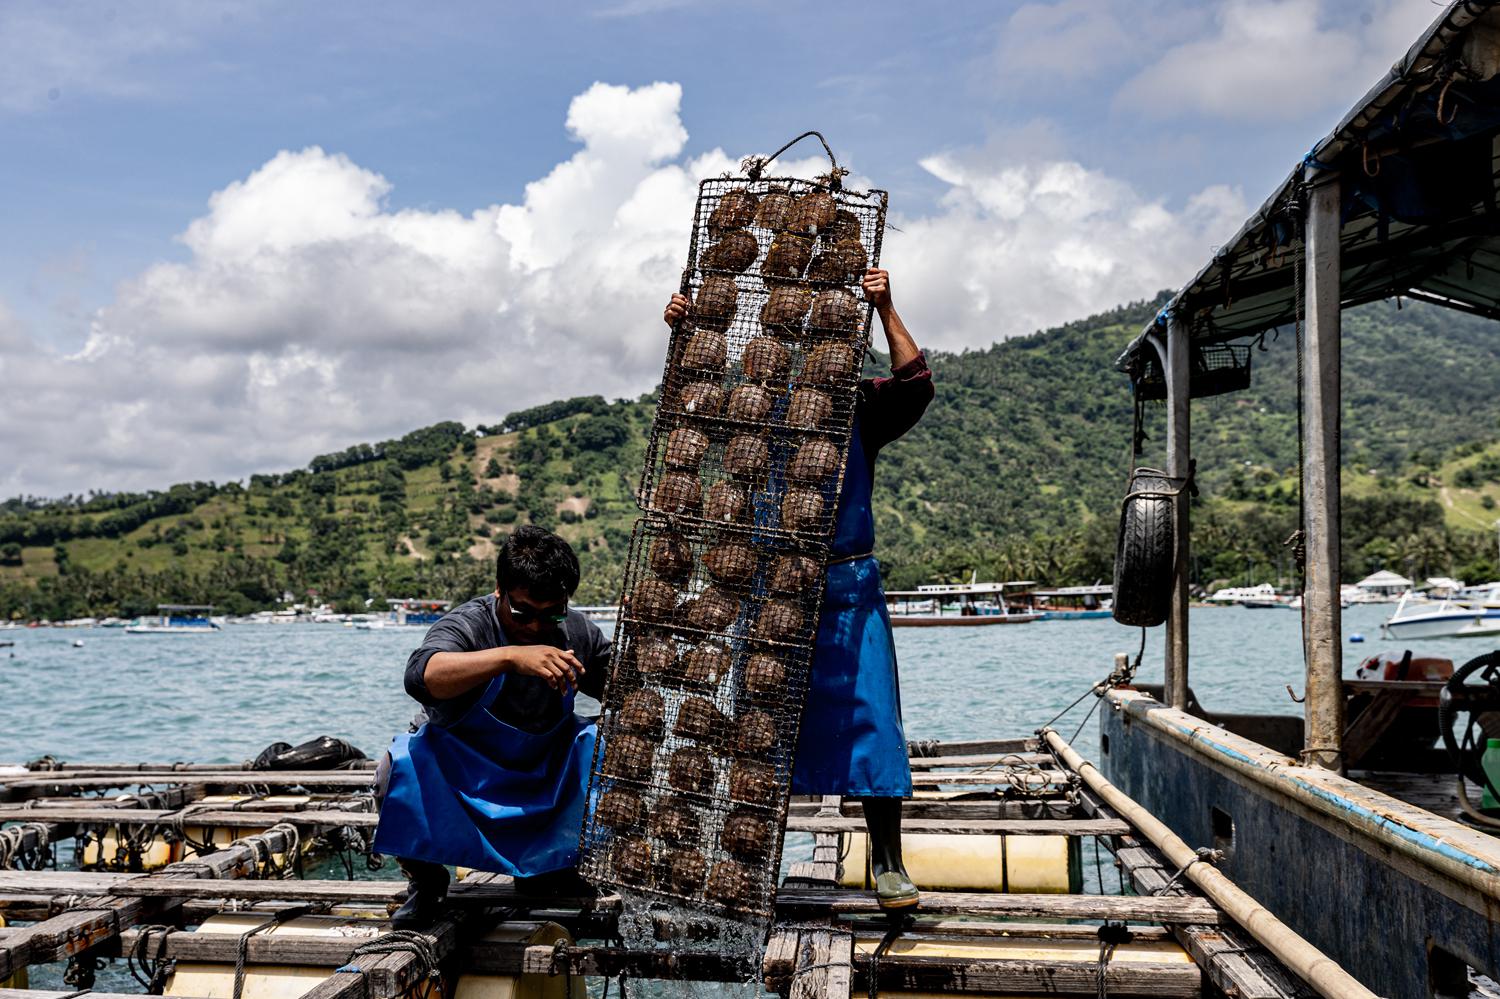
[660,264,933,910]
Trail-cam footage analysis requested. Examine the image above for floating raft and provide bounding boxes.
[0,736,1323,998]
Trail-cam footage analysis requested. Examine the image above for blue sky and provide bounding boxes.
[0,0,1444,494]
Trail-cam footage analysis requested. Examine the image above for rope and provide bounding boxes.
[1038,629,1148,741]
[227,823,301,880]
[234,905,316,999]
[741,130,846,189]
[232,918,278,999]
[907,740,941,758]
[127,924,178,994]
[1152,846,1223,896]
[335,930,444,999]
[866,913,913,999]
[63,954,106,991]
[0,822,52,870]
[1095,922,1134,999]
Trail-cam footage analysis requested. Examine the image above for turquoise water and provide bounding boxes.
[0,603,1470,764]
[6,603,1490,995]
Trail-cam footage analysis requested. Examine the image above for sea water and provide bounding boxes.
[2,603,1478,995]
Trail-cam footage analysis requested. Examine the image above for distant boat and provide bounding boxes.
[1206,583,1294,609]
[1381,584,1500,640]
[884,581,1042,627]
[1019,584,1114,621]
[125,605,220,635]
[576,605,620,623]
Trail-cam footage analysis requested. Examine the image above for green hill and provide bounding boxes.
[4,294,1500,620]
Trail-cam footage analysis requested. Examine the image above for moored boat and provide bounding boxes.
[1381,585,1500,640]
[1021,584,1114,620]
[124,604,220,635]
[884,581,1042,626]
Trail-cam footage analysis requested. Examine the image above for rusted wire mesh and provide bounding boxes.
[580,170,888,917]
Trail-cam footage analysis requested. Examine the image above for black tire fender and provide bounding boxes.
[1112,468,1176,628]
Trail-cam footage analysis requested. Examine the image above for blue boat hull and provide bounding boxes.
[1100,690,1500,999]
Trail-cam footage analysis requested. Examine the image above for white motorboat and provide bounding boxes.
[1206,583,1293,608]
[1380,586,1500,640]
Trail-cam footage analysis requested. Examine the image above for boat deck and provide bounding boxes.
[0,739,1321,998]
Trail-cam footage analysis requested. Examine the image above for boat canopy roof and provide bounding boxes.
[887,581,1033,598]
[1029,585,1114,597]
[1357,569,1414,589]
[1117,1,1500,387]
[158,604,213,611]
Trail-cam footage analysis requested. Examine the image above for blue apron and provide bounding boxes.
[790,417,912,798]
[372,672,597,876]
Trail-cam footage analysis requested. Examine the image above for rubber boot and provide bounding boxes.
[861,797,918,910]
[514,866,596,899]
[391,858,449,929]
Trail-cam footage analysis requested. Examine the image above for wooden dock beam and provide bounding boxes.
[1301,170,1345,773]
[1165,312,1191,711]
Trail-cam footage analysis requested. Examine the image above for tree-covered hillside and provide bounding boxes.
[4,294,1500,620]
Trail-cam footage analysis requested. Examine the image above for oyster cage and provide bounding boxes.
[640,176,889,541]
[582,170,888,918]
[578,519,826,916]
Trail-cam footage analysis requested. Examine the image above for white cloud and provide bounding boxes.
[995,0,1141,84]
[1116,0,1443,121]
[5,79,1245,496]
[884,157,1245,352]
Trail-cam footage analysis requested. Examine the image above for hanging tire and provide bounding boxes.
[1112,469,1175,627]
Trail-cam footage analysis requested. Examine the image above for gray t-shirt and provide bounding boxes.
[402,594,611,732]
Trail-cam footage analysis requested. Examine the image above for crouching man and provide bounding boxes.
[373,526,609,926]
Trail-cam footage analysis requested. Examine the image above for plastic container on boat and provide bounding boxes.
[1483,738,1500,811]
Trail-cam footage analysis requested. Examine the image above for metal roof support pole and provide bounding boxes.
[1302,172,1345,773]
[1164,317,1191,711]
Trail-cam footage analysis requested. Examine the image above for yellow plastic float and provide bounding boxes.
[79,794,310,871]
[838,832,1080,893]
[0,915,26,989]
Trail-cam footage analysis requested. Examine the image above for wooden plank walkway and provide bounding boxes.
[0,733,1334,998]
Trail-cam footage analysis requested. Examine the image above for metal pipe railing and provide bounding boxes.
[1042,727,1380,999]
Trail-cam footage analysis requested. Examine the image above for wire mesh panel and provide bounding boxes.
[581,169,888,918]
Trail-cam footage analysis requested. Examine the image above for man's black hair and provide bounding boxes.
[496,526,580,603]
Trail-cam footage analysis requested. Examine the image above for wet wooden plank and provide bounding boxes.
[3,773,376,791]
[907,739,1038,757]
[852,951,1200,997]
[907,753,1052,770]
[787,798,1078,820]
[0,992,214,999]
[790,929,853,999]
[773,888,1220,924]
[786,816,1128,836]
[0,827,300,977]
[513,944,757,981]
[0,807,378,827]
[1116,843,1310,999]
[842,918,1173,942]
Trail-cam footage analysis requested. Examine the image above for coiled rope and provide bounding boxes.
[336,930,444,999]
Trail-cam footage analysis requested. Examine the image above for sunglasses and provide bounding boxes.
[505,593,568,626]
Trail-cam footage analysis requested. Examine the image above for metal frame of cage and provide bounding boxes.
[580,141,888,918]
[1133,341,1253,401]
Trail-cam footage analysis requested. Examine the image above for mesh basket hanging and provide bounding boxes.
[579,131,889,917]
[1133,341,1253,401]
